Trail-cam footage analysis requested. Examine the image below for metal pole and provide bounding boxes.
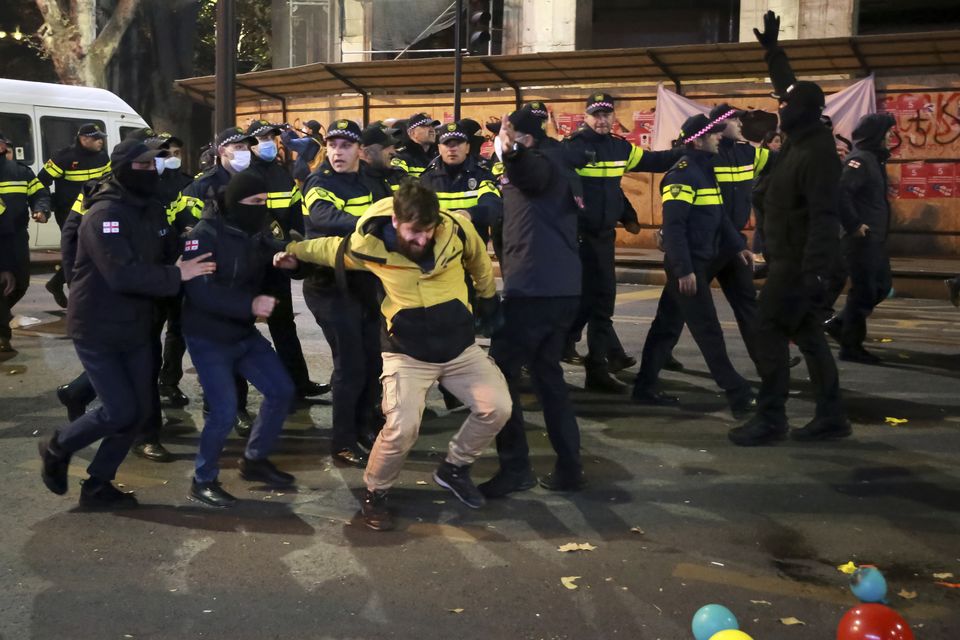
[215,0,237,133]
[454,0,463,120]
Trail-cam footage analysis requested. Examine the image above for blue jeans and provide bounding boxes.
[185,332,294,483]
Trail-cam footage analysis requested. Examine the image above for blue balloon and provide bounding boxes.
[850,566,888,603]
[692,604,739,640]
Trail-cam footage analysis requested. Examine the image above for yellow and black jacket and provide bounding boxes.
[36,143,110,219]
[0,156,50,236]
[287,198,495,363]
[167,165,232,234]
[391,142,437,179]
[660,150,745,280]
[419,156,502,242]
[302,159,398,238]
[714,137,774,231]
[246,155,304,239]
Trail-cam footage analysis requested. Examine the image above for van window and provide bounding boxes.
[40,116,106,162]
[0,113,35,164]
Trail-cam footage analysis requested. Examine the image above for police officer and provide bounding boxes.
[37,123,111,308]
[0,132,51,352]
[359,122,406,190]
[458,118,488,165]
[729,10,850,446]
[391,112,439,178]
[182,170,297,507]
[246,119,328,398]
[301,119,395,467]
[483,108,586,497]
[38,139,214,509]
[562,93,680,392]
[281,119,324,185]
[631,115,755,417]
[825,113,897,365]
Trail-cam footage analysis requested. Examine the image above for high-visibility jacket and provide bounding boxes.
[167,165,232,233]
[36,143,110,216]
[0,157,50,236]
[713,137,774,231]
[301,159,398,239]
[419,156,502,241]
[391,142,437,179]
[246,155,304,240]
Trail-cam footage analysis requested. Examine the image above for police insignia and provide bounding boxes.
[531,102,541,108]
[447,123,457,131]
[468,178,477,190]
[236,127,243,133]
[595,94,603,101]
[337,121,348,129]
[669,185,682,198]
[270,220,284,239]
[677,160,687,169]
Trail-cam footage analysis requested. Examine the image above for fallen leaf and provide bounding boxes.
[630,527,645,535]
[557,542,597,553]
[934,581,960,589]
[780,617,806,626]
[750,600,772,606]
[837,561,858,574]
[561,576,581,590]
[898,589,917,600]
[879,338,894,343]
[447,608,464,614]
[885,417,909,426]
[932,572,954,580]
[432,500,446,505]
[415,480,428,485]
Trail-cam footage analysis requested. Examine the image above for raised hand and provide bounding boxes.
[753,10,781,49]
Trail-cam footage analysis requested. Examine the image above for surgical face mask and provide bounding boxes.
[228,149,251,172]
[257,140,278,162]
[494,135,504,162]
[164,156,182,171]
[153,157,167,175]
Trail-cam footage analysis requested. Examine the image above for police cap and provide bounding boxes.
[585,92,615,115]
[325,119,362,143]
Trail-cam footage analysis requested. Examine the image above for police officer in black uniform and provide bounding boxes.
[302,119,396,467]
[825,113,897,365]
[391,112,439,178]
[246,119,328,399]
[0,132,51,353]
[37,123,111,308]
[562,93,680,392]
[632,115,755,416]
[38,138,215,509]
[359,122,406,190]
[729,10,850,446]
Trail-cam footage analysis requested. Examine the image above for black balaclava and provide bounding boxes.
[852,113,896,160]
[778,81,825,134]
[223,169,269,235]
[114,161,160,197]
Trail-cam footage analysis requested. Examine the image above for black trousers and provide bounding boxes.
[839,238,891,349]
[490,296,581,477]
[0,231,30,341]
[304,282,381,451]
[821,245,849,320]
[57,340,154,482]
[567,228,626,365]
[633,269,751,399]
[754,265,843,425]
[265,276,312,391]
[157,295,187,388]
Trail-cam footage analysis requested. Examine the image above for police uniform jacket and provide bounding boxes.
[391,143,437,179]
[168,165,232,234]
[180,212,284,343]
[248,155,305,237]
[419,156,502,238]
[660,151,745,280]
[0,156,50,237]
[287,198,495,363]
[499,137,582,298]
[66,178,181,347]
[563,127,679,233]
[714,137,774,231]
[37,143,111,216]
[280,130,323,183]
[838,146,891,243]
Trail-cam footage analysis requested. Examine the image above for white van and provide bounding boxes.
[0,78,149,249]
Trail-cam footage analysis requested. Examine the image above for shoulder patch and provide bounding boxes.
[270,220,284,240]
[184,239,200,252]
[677,160,688,169]
[847,159,861,169]
[669,185,683,198]
[102,221,120,234]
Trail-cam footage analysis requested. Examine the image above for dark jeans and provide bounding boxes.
[634,269,751,400]
[186,332,294,483]
[304,282,381,451]
[839,238,891,349]
[0,231,30,341]
[490,296,581,478]
[56,340,154,482]
[567,228,625,365]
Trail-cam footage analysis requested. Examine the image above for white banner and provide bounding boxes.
[652,75,876,150]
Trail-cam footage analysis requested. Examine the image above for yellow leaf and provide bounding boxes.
[837,561,858,574]
[630,527,645,535]
[933,572,954,580]
[447,608,464,614]
[879,338,893,343]
[898,589,917,600]
[415,480,428,485]
[557,542,597,553]
[884,417,909,426]
[561,576,581,590]
[780,617,806,626]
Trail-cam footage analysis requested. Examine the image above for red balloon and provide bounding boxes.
[837,604,915,640]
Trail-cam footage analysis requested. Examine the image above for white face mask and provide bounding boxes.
[228,149,251,172]
[154,157,167,175]
[494,135,504,162]
[164,156,182,171]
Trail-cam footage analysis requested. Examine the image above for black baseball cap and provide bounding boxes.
[708,103,747,122]
[586,92,615,115]
[679,114,725,144]
[303,120,322,133]
[485,120,502,135]
[458,118,485,139]
[110,138,168,166]
[246,119,282,139]
[508,109,547,139]
[78,123,107,139]
[774,81,825,110]
[215,126,256,148]
[407,112,440,130]
[360,123,399,147]
[325,119,362,143]
[438,121,470,145]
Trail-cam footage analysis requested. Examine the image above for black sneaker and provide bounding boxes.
[159,385,189,408]
[728,392,757,420]
[361,489,394,531]
[38,434,71,495]
[478,468,538,499]
[663,355,685,372]
[45,277,68,309]
[631,389,680,406]
[189,479,237,508]
[79,480,138,510]
[839,347,882,365]
[539,470,587,492]
[433,462,486,509]
[238,456,295,486]
[791,417,852,442]
[728,418,788,447]
[297,380,331,398]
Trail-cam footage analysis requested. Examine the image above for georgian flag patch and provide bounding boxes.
[848,159,862,169]
[102,221,119,233]
[184,239,199,252]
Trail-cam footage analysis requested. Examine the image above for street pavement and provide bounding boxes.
[1,275,959,639]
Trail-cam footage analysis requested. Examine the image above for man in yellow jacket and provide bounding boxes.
[274,180,511,531]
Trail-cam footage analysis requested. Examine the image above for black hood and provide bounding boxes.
[852,113,896,153]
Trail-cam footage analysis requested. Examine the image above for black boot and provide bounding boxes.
[561,342,584,366]
[478,467,538,499]
[434,461,485,508]
[361,489,394,531]
[631,388,680,406]
[158,385,189,408]
[607,351,637,373]
[57,377,95,422]
[132,441,173,463]
[728,417,788,447]
[584,364,627,394]
[238,456,295,486]
[663,354,685,372]
[235,409,254,437]
[333,446,368,468]
[38,433,71,495]
[189,479,237,508]
[791,417,852,441]
[79,479,138,510]
[539,469,587,492]
[839,346,882,365]
[45,268,68,309]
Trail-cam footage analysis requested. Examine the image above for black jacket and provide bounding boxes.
[715,137,774,231]
[392,143,437,179]
[660,150,745,279]
[247,156,305,239]
[500,138,582,298]
[181,213,283,343]
[562,127,680,233]
[420,156,502,240]
[66,178,181,347]
[838,145,892,243]
[169,165,232,234]
[37,143,111,216]
[0,156,51,236]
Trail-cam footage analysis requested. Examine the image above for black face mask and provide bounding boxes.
[778,102,821,134]
[115,164,160,197]
[226,203,269,235]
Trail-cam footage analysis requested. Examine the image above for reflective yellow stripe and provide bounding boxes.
[405,165,426,177]
[391,158,409,173]
[27,178,44,196]
[74,193,87,215]
[343,194,373,216]
[477,179,500,198]
[61,163,111,182]
[291,187,303,204]
[713,164,755,183]
[304,186,345,211]
[0,181,28,194]
[576,160,628,178]
[267,190,296,209]
[694,187,723,205]
[661,183,695,204]
[436,191,480,210]
[625,144,645,171]
[491,162,504,177]
[390,183,400,192]
[43,160,64,178]
[178,195,204,220]
[754,146,770,176]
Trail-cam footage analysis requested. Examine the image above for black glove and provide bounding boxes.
[474,294,504,338]
[753,10,780,49]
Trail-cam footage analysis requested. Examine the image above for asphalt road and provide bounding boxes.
[1,276,958,639]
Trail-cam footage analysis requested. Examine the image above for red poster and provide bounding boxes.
[899,161,927,199]
[886,165,901,200]
[631,110,656,149]
[441,112,455,124]
[925,162,957,198]
[480,140,494,159]
[555,112,584,138]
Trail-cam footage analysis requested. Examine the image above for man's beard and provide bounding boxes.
[396,235,433,262]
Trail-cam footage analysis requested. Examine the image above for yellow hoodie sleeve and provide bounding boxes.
[285,236,367,271]
[452,213,496,299]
